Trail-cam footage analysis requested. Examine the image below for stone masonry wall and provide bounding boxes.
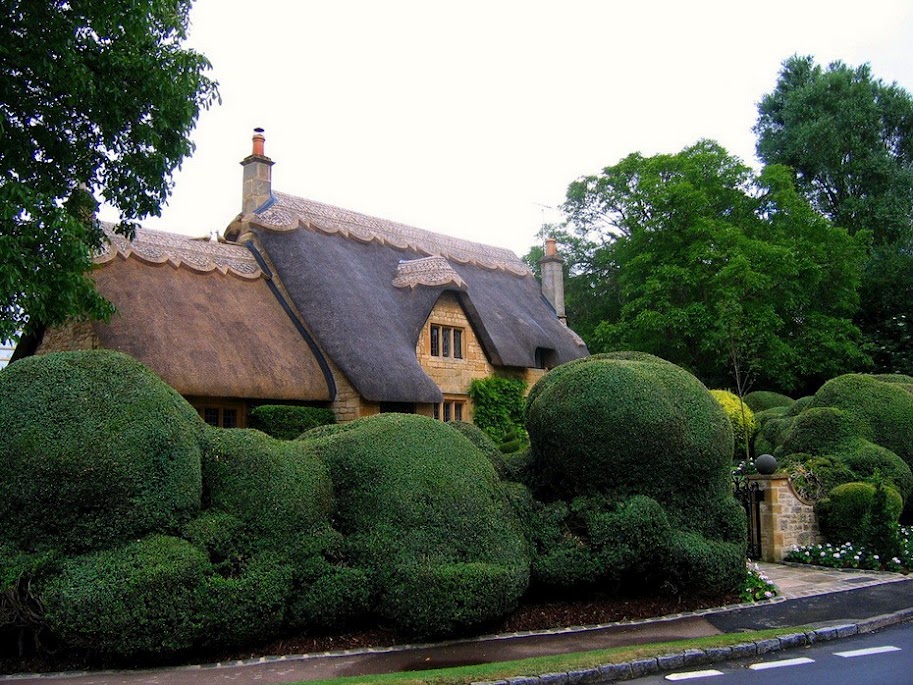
[751,474,824,562]
[36,321,101,354]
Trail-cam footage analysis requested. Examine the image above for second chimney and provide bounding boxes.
[540,237,566,323]
[240,128,274,214]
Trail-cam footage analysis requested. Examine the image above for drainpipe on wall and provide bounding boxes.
[240,127,274,214]
[540,237,566,324]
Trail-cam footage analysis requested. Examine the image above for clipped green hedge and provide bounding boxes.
[710,389,757,454]
[42,536,210,655]
[448,420,507,476]
[200,426,334,550]
[743,390,794,413]
[525,353,734,523]
[818,481,903,546]
[248,405,336,440]
[0,351,203,554]
[809,374,913,468]
[298,413,529,636]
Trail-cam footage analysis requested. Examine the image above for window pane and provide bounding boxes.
[433,403,440,420]
[443,402,451,422]
[204,408,219,426]
[431,325,440,356]
[453,329,462,359]
[455,402,463,421]
[442,327,450,357]
[222,409,237,428]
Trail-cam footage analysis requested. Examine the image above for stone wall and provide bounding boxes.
[750,474,824,562]
[36,321,101,354]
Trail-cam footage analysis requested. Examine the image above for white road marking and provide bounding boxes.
[748,657,815,670]
[834,645,902,658]
[664,670,724,681]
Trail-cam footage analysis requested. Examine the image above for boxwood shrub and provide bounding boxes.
[248,405,336,440]
[525,352,735,524]
[0,351,203,554]
[298,413,530,637]
[200,426,334,550]
[41,536,210,655]
[743,390,794,413]
[818,481,903,546]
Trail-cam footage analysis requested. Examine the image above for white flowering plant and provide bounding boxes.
[740,561,778,602]
[783,527,913,572]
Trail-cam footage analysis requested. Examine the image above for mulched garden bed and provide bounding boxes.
[0,590,739,676]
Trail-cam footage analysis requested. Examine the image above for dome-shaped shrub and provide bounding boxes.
[0,351,203,553]
[743,390,794,413]
[298,413,529,637]
[200,426,334,549]
[525,352,734,516]
[710,389,758,453]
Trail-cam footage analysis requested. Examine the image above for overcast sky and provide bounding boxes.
[99,0,913,257]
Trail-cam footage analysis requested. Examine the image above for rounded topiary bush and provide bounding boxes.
[298,413,529,637]
[525,352,734,516]
[776,407,867,459]
[743,390,794,413]
[201,427,333,546]
[710,389,757,454]
[810,374,913,468]
[0,351,203,554]
[42,535,210,655]
[818,481,903,546]
[247,405,336,440]
[524,353,745,594]
[447,420,506,476]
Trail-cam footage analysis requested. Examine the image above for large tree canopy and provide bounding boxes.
[562,140,869,394]
[0,0,218,343]
[755,55,913,375]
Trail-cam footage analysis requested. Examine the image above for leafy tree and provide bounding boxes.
[755,55,913,374]
[755,55,913,244]
[562,140,869,394]
[0,0,218,344]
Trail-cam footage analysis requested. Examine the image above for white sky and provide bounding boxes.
[99,0,913,257]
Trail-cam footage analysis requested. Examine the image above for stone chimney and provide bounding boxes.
[240,127,274,214]
[540,237,566,323]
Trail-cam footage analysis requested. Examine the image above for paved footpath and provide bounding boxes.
[3,563,912,685]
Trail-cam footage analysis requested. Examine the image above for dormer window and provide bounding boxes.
[430,324,463,359]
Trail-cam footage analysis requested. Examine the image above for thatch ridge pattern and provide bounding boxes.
[392,257,468,290]
[97,224,262,279]
[249,192,531,276]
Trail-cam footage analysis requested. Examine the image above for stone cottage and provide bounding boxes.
[29,131,588,426]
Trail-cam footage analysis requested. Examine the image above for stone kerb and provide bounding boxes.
[748,473,823,562]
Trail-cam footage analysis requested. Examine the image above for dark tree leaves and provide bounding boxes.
[0,0,218,343]
[561,140,869,394]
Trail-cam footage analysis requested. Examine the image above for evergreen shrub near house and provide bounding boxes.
[759,374,913,524]
[448,420,507,476]
[248,405,336,440]
[468,375,527,442]
[710,389,758,455]
[817,481,903,548]
[0,350,203,554]
[743,390,794,413]
[200,426,334,549]
[298,413,530,637]
[525,352,746,594]
[42,536,210,655]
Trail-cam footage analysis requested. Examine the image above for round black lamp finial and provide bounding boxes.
[754,453,778,475]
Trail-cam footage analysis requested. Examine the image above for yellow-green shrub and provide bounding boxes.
[710,389,758,454]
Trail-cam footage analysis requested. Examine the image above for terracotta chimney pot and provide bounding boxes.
[252,127,266,157]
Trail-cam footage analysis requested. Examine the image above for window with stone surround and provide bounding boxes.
[195,401,244,428]
[430,324,463,359]
[433,398,465,422]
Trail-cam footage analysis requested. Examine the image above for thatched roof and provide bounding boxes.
[244,193,588,404]
[91,227,334,401]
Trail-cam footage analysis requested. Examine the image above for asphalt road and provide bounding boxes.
[632,619,913,684]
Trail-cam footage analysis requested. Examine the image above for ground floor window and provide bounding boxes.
[433,398,465,422]
[191,400,246,428]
